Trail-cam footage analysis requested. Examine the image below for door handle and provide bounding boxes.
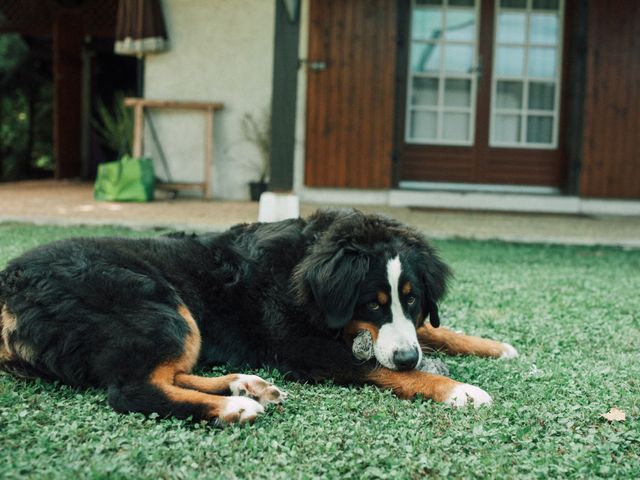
[309,61,327,71]
[299,59,327,72]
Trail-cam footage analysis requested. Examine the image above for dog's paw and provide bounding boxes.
[217,396,264,425]
[229,374,288,407]
[499,343,518,359]
[445,383,492,408]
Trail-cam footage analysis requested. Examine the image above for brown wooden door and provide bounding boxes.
[581,0,640,199]
[397,0,568,188]
[305,0,396,188]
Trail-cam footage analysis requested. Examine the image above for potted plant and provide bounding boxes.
[240,108,271,201]
[92,92,133,158]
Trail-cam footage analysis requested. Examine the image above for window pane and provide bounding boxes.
[527,115,553,143]
[496,80,523,109]
[449,0,474,6]
[496,47,524,76]
[445,10,476,42]
[497,13,526,44]
[530,14,558,45]
[412,9,443,41]
[412,78,439,106]
[528,47,556,78]
[443,44,473,73]
[528,82,555,110]
[532,0,559,11]
[494,114,521,142]
[500,0,527,9]
[443,112,470,141]
[417,0,443,5]
[410,110,437,139]
[410,43,441,72]
[444,79,471,107]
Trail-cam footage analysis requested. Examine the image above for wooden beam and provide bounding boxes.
[124,98,224,111]
[156,182,207,191]
[564,0,588,196]
[269,0,300,192]
[53,12,83,179]
[132,102,144,158]
[204,107,214,198]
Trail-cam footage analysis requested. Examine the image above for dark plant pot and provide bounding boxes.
[249,181,268,202]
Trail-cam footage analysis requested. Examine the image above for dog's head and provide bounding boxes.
[294,209,451,371]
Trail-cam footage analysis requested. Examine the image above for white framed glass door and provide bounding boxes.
[405,0,480,146]
[398,0,568,187]
[490,0,564,148]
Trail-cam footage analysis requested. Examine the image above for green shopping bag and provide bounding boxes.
[94,155,155,202]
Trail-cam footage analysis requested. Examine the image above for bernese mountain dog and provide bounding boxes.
[0,209,517,425]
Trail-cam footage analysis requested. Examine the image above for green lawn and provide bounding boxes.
[0,223,638,479]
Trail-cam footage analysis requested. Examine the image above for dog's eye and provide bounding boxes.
[366,302,380,311]
[407,296,416,305]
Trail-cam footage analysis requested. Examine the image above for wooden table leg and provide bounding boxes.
[133,101,144,158]
[204,108,213,198]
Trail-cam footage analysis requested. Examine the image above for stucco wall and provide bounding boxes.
[144,0,275,199]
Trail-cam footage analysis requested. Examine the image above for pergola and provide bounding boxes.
[0,0,119,179]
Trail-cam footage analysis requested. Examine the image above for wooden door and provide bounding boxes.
[305,0,397,188]
[397,0,568,188]
[581,0,640,199]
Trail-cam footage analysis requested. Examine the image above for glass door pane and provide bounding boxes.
[405,0,479,145]
[490,0,564,148]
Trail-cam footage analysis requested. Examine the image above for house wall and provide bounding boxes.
[580,0,640,199]
[144,0,275,199]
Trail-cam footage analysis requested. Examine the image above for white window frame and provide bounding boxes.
[405,0,481,147]
[489,0,565,149]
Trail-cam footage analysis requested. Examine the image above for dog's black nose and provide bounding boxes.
[393,348,419,371]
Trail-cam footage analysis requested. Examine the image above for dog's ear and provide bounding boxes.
[420,250,450,328]
[425,296,441,329]
[294,246,369,329]
[404,236,451,329]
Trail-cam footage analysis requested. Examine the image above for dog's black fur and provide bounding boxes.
[0,209,450,419]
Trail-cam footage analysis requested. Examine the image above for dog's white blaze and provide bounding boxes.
[374,256,422,370]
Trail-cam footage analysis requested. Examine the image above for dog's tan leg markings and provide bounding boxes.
[417,324,518,359]
[174,373,241,393]
[1,305,17,356]
[175,373,287,407]
[1,306,36,364]
[366,368,492,408]
[174,305,287,406]
[176,305,201,372]
[0,306,11,360]
[0,306,11,362]
[147,305,265,424]
[149,366,264,424]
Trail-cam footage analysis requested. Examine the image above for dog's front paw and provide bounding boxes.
[229,374,288,407]
[217,396,264,425]
[499,343,518,359]
[445,383,492,408]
